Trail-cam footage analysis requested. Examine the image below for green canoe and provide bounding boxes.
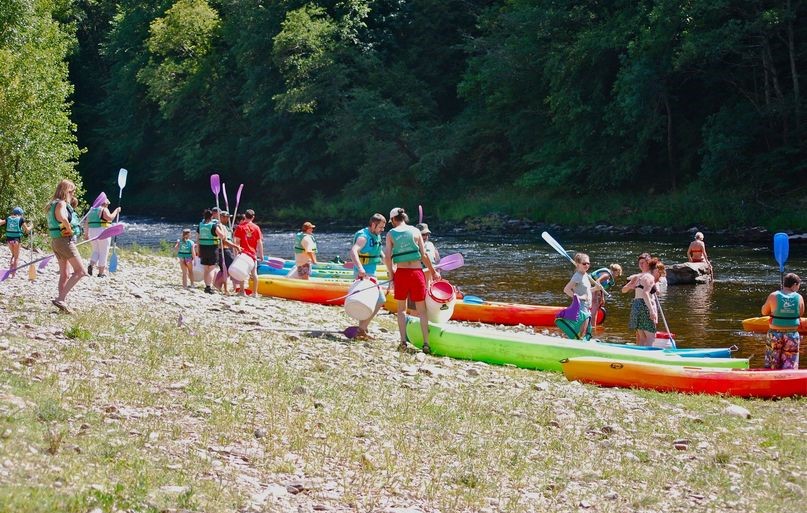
[405,317,749,372]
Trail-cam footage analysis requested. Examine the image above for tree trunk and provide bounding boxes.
[787,0,800,134]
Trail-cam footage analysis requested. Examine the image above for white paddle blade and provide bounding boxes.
[118,168,128,190]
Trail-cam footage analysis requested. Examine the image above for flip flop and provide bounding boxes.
[51,299,73,314]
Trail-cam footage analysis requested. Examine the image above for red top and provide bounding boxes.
[233,221,262,259]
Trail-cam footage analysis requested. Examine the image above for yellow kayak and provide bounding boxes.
[741,316,807,334]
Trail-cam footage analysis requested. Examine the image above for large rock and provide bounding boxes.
[666,262,712,285]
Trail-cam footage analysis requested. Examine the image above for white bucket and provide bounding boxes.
[344,278,380,321]
[425,280,456,323]
[653,331,675,349]
[192,257,204,282]
[228,253,256,282]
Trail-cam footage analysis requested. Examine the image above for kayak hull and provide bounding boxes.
[404,318,748,372]
[562,357,807,398]
[741,316,807,334]
[384,296,603,327]
[256,276,354,305]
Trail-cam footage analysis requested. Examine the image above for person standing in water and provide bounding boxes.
[761,273,804,369]
[622,253,658,346]
[349,213,387,338]
[47,180,87,313]
[384,207,440,354]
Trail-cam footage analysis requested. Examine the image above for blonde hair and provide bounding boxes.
[573,252,589,265]
[609,263,623,277]
[695,232,704,240]
[46,179,76,211]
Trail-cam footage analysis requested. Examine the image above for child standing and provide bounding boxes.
[563,253,594,339]
[174,228,196,288]
[590,263,623,329]
[1,207,31,278]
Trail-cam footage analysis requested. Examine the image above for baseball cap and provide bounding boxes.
[389,207,405,222]
[302,221,316,230]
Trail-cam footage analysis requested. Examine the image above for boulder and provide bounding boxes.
[666,262,712,285]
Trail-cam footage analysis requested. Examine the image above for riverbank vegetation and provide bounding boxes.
[0,247,804,512]
[1,1,806,229]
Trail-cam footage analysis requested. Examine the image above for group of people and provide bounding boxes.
[2,185,802,366]
[177,207,264,295]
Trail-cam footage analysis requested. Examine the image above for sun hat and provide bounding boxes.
[416,223,431,235]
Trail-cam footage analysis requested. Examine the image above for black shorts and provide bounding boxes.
[199,245,219,266]
[220,249,235,270]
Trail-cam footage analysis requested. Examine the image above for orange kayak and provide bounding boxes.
[741,316,807,334]
[256,276,355,305]
[562,357,807,398]
[383,295,604,327]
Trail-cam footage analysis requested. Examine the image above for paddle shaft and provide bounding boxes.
[541,232,610,298]
[655,295,677,349]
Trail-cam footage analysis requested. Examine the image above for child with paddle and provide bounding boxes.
[562,253,594,340]
[1,207,32,279]
[761,272,804,369]
[174,228,197,288]
[47,179,87,313]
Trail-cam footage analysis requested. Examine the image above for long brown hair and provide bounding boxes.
[45,179,75,212]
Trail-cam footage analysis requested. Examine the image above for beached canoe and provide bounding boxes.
[561,357,807,398]
[741,316,807,334]
[404,318,748,372]
[256,276,356,305]
[384,295,603,327]
[257,262,389,280]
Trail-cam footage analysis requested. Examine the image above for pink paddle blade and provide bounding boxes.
[210,174,221,196]
[38,256,54,269]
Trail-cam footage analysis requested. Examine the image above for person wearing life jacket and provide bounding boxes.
[46,179,87,313]
[174,228,197,288]
[84,197,120,277]
[289,221,318,280]
[415,222,440,285]
[349,213,387,338]
[384,207,440,354]
[761,273,804,369]
[590,263,622,329]
[0,206,32,278]
[196,208,227,294]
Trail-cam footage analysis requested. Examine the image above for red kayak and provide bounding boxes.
[562,357,807,398]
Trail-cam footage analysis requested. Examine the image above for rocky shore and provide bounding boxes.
[0,245,804,513]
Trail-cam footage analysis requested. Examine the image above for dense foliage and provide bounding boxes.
[2,1,806,227]
[0,0,82,219]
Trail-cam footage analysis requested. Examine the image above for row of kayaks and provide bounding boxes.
[404,318,806,398]
[251,264,805,398]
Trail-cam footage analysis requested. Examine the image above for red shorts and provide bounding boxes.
[393,267,427,301]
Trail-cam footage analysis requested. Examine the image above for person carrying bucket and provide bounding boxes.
[385,207,440,354]
[1,207,32,278]
[348,213,387,338]
[232,209,264,296]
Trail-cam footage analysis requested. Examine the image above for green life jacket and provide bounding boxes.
[591,268,615,290]
[198,220,219,246]
[5,216,23,238]
[177,239,194,258]
[353,227,382,264]
[48,201,80,238]
[87,207,110,228]
[771,291,801,329]
[294,232,317,254]
[389,225,421,263]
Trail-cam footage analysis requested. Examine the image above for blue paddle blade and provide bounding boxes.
[109,250,118,272]
[773,232,789,272]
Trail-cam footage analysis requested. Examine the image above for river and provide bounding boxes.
[117,217,807,365]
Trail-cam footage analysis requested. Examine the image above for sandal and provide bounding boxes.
[422,342,432,355]
[51,299,73,314]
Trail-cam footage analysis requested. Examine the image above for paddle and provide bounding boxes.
[655,296,677,349]
[231,183,244,224]
[37,192,110,272]
[325,279,392,303]
[1,224,124,282]
[27,220,36,281]
[210,173,229,284]
[263,257,290,270]
[109,168,128,273]
[342,252,465,272]
[261,325,362,339]
[222,183,230,228]
[773,232,789,290]
[541,231,610,298]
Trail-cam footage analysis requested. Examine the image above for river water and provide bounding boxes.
[118,218,807,365]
